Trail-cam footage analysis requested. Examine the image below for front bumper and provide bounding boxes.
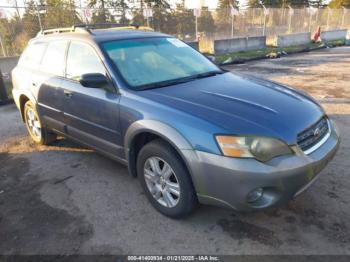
[182,122,340,211]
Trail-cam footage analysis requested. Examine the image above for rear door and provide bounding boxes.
[61,41,122,158]
[13,41,47,108]
[37,40,68,133]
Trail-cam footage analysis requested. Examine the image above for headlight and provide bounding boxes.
[330,119,340,137]
[215,135,293,162]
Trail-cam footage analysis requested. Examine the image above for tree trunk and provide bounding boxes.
[101,0,107,22]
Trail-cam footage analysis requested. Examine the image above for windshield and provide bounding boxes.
[102,37,220,90]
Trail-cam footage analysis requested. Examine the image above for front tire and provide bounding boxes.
[24,101,56,145]
[137,139,198,218]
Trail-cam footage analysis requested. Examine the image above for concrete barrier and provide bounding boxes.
[321,29,347,42]
[246,36,266,50]
[0,56,19,79]
[186,41,199,51]
[274,32,311,48]
[214,36,266,55]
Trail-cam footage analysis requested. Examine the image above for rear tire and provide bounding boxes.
[24,100,56,145]
[137,139,198,218]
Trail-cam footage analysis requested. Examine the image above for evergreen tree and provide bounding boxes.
[45,0,80,27]
[132,0,173,32]
[88,0,112,23]
[173,1,195,38]
[149,1,173,33]
[22,0,43,38]
[144,0,170,8]
[248,0,283,8]
[198,7,216,34]
[108,0,130,25]
[216,0,239,27]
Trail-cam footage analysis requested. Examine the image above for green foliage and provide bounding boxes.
[152,9,176,34]
[287,0,310,7]
[131,11,145,26]
[329,0,350,8]
[216,0,239,27]
[144,0,170,8]
[44,0,80,27]
[22,0,42,38]
[248,0,323,7]
[0,0,81,56]
[215,45,313,64]
[132,0,171,27]
[88,0,132,24]
[198,7,216,34]
[116,0,130,25]
[0,16,23,56]
[88,0,115,23]
[173,2,195,38]
[248,0,283,8]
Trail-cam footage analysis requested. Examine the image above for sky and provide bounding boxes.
[182,0,219,9]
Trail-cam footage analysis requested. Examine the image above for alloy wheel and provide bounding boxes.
[26,107,42,140]
[144,157,180,208]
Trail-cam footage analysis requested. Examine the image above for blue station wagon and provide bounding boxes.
[12,25,340,218]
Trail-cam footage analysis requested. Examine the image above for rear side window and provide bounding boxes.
[19,42,47,69]
[66,42,105,80]
[40,41,68,76]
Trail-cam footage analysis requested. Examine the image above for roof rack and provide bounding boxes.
[74,23,154,32]
[37,26,91,37]
[36,23,154,37]
[75,23,125,30]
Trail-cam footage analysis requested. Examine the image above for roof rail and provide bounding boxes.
[36,23,154,37]
[74,23,154,32]
[74,23,123,30]
[37,26,91,37]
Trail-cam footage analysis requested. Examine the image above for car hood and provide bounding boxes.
[139,72,324,144]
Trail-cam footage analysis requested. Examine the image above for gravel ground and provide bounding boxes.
[0,46,349,256]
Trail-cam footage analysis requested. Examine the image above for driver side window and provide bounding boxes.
[66,42,106,81]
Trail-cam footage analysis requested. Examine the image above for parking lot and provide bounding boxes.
[0,46,349,255]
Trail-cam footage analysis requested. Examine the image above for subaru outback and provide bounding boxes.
[12,25,340,218]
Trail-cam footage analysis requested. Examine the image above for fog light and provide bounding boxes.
[247,188,264,203]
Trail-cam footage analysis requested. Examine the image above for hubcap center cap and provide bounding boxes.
[160,177,166,188]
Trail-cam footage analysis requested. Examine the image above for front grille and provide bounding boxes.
[297,117,329,152]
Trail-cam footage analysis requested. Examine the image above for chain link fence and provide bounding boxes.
[0,5,349,57]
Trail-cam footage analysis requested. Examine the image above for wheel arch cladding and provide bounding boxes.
[19,95,30,122]
[19,89,37,122]
[124,120,194,178]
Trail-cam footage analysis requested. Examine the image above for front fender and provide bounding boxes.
[124,119,195,177]
[124,119,193,155]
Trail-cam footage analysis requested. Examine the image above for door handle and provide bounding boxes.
[64,90,73,98]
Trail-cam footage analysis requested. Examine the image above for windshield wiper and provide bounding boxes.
[137,70,225,91]
[137,76,197,90]
[192,70,225,80]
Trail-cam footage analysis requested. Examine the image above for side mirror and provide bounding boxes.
[79,73,108,88]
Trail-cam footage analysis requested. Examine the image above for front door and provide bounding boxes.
[61,41,123,158]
